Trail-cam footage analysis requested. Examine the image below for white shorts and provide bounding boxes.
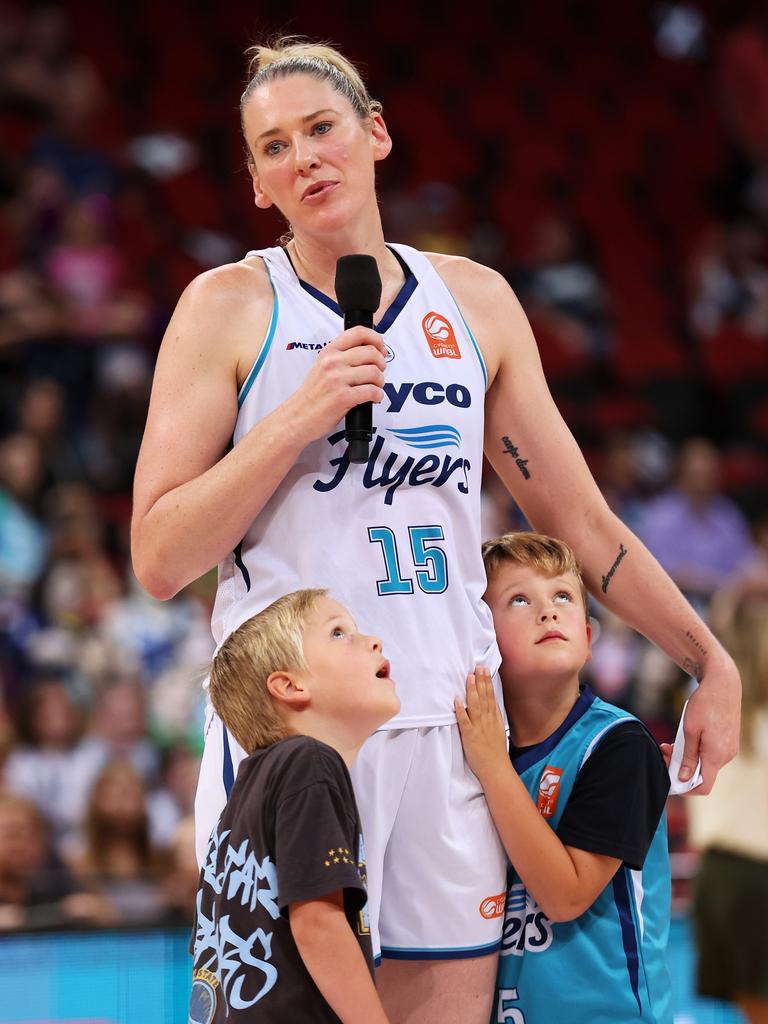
[194,708,507,962]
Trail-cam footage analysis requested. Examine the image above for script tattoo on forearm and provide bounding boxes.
[682,631,708,680]
[501,437,531,479]
[601,543,628,593]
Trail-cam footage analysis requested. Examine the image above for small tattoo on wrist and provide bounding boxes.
[682,657,702,680]
[601,543,628,593]
[501,436,531,479]
[685,631,708,658]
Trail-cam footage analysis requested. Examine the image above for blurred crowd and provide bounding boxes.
[0,1,766,955]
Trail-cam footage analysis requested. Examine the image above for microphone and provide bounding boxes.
[335,254,382,464]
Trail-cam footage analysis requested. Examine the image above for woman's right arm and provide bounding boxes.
[131,261,386,599]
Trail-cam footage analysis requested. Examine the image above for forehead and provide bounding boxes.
[242,73,351,130]
[306,596,353,627]
[486,561,579,598]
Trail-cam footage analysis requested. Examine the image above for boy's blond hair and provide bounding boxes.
[209,588,327,754]
[482,532,589,620]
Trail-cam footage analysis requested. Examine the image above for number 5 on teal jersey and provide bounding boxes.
[496,988,526,1023]
[368,525,448,596]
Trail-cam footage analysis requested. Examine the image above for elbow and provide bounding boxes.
[131,550,183,601]
[538,895,588,924]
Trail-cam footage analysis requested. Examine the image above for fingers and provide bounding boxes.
[659,742,673,770]
[332,326,387,359]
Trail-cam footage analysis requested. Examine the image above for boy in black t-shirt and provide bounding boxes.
[191,588,399,1024]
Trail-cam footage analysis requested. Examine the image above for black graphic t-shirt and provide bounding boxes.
[190,735,372,1023]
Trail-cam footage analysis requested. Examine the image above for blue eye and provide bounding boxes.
[554,592,573,603]
[265,140,283,156]
[510,595,529,606]
[314,121,332,135]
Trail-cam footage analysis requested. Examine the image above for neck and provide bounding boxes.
[504,676,581,747]
[286,222,404,316]
[286,719,368,769]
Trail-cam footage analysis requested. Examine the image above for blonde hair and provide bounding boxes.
[209,588,327,753]
[482,532,589,619]
[240,36,381,165]
[712,593,768,754]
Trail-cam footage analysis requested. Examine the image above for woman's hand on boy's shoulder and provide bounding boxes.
[454,667,508,784]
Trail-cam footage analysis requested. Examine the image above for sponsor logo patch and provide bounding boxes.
[536,766,563,818]
[479,891,507,919]
[422,312,461,359]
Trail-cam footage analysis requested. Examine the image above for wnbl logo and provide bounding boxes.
[500,883,553,958]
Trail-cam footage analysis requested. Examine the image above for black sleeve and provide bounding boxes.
[556,721,670,870]
[273,747,366,916]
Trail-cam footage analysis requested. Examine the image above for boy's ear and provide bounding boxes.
[266,670,310,709]
[583,620,593,664]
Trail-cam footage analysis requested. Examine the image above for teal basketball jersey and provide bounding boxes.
[494,688,672,1024]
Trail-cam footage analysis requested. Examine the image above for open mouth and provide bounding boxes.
[376,660,391,679]
[302,180,337,201]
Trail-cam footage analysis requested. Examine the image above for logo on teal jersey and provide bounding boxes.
[500,883,553,957]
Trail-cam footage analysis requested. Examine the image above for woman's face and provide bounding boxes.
[242,74,391,237]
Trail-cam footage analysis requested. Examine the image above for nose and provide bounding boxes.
[292,133,320,174]
[368,634,382,654]
[538,604,558,623]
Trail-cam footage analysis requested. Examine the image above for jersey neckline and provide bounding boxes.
[281,244,419,334]
[509,685,597,774]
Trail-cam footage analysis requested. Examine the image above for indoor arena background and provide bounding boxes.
[1,1,766,1021]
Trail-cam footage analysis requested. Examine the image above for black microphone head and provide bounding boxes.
[335,254,382,314]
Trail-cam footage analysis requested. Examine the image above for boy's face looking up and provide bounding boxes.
[296,596,400,730]
[485,563,592,693]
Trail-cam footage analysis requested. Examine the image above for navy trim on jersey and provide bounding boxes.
[511,686,596,775]
[222,726,235,797]
[233,540,251,591]
[285,246,418,334]
[238,258,279,408]
[612,869,642,1013]
[381,938,502,961]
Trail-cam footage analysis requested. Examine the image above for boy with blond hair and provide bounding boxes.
[456,533,672,1024]
[191,588,398,1024]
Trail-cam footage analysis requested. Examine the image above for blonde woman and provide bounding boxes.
[132,37,740,1023]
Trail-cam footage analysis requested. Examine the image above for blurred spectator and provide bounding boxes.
[513,215,611,362]
[0,432,47,595]
[16,378,86,487]
[0,790,105,930]
[640,438,756,606]
[2,676,93,846]
[67,759,168,926]
[148,742,199,850]
[689,221,768,339]
[162,816,199,926]
[44,196,147,341]
[79,680,159,785]
[597,433,651,534]
[687,577,768,1024]
[583,608,643,708]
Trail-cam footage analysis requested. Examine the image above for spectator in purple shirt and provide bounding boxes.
[640,438,755,606]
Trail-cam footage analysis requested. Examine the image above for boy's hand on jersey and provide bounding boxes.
[454,667,508,784]
[290,327,388,441]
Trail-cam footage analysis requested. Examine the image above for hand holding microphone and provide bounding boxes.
[335,254,382,464]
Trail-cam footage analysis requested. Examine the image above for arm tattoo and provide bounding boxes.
[682,657,702,680]
[501,436,531,480]
[685,631,708,658]
[601,543,628,593]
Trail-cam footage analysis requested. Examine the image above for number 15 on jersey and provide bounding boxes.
[368,525,448,596]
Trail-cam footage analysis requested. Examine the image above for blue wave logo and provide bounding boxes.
[387,424,461,450]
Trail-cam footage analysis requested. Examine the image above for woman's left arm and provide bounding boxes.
[435,256,741,793]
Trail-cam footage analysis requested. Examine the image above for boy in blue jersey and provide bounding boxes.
[455,532,672,1024]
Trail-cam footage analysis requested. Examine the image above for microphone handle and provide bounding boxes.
[343,309,375,464]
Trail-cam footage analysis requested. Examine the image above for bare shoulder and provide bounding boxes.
[163,256,275,388]
[423,251,508,294]
[423,252,529,384]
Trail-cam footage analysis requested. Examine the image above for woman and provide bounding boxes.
[131,38,740,1024]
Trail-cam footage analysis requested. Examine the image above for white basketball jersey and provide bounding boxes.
[211,243,500,728]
